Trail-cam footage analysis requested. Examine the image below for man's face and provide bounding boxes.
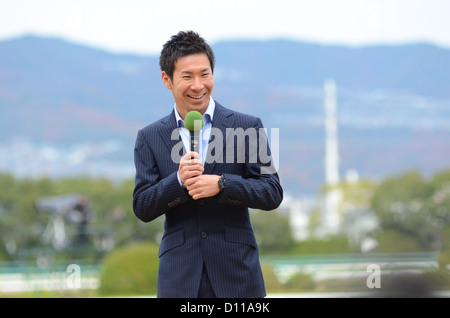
[162,53,214,119]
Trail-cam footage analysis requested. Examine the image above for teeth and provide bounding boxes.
[189,95,203,99]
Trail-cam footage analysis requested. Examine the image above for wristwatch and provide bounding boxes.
[218,174,226,192]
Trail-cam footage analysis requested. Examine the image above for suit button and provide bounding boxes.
[201,232,207,239]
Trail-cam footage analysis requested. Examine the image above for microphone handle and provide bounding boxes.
[190,130,200,155]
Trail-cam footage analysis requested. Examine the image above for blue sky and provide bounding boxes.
[1,0,449,55]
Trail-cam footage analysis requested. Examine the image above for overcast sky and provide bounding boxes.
[1,0,450,55]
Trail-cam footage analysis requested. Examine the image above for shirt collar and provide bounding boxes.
[175,96,215,128]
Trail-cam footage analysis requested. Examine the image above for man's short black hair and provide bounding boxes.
[159,30,215,81]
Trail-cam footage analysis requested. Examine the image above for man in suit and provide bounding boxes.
[133,30,283,298]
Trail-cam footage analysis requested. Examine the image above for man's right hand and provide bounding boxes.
[178,151,204,187]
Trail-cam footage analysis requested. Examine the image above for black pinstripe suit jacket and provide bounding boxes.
[133,101,283,298]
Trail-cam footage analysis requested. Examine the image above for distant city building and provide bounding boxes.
[277,194,316,241]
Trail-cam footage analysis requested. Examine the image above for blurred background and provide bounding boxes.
[0,0,449,297]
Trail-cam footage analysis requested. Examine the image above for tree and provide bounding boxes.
[0,174,163,262]
[370,169,450,251]
[425,169,450,250]
[250,209,295,254]
[312,177,378,250]
[98,242,159,296]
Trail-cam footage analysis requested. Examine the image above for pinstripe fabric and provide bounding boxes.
[133,101,283,298]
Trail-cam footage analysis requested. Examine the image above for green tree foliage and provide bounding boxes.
[289,235,353,254]
[250,209,295,254]
[2,168,450,264]
[371,169,450,251]
[283,272,315,292]
[0,174,164,262]
[260,265,284,292]
[428,170,450,232]
[98,242,159,296]
[325,179,378,248]
[0,174,53,259]
[375,229,423,252]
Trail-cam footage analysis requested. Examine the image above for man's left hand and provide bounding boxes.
[185,174,221,200]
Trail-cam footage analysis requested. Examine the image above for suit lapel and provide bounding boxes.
[157,103,234,172]
[158,111,185,162]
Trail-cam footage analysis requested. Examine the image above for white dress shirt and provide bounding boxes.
[174,97,216,185]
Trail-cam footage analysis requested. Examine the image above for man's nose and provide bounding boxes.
[191,77,204,91]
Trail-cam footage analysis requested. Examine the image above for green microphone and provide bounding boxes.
[184,111,204,154]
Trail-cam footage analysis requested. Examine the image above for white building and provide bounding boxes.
[278,194,316,241]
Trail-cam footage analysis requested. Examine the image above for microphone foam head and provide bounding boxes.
[184,111,204,131]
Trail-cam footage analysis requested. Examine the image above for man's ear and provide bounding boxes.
[161,71,172,89]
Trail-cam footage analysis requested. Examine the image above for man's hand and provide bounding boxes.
[179,151,221,200]
[185,174,221,200]
[179,151,204,186]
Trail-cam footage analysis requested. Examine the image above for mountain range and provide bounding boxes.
[1,35,449,196]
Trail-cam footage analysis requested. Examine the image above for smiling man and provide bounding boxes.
[132,30,283,298]
[161,52,213,116]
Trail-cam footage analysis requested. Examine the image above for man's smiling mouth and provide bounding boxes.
[188,94,205,100]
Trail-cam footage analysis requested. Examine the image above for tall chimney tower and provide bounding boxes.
[323,79,341,235]
[324,79,339,186]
